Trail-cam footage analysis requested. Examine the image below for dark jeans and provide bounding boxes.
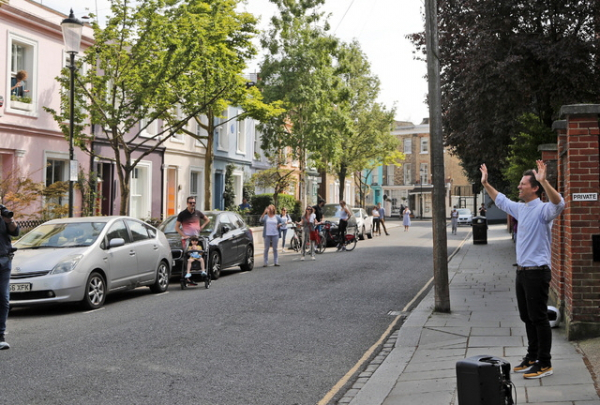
[516,268,552,365]
[373,218,380,234]
[0,257,11,336]
[337,219,348,245]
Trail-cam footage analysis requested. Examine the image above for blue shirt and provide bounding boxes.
[495,193,565,268]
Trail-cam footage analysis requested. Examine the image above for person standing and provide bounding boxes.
[478,203,487,217]
[297,206,317,260]
[0,206,19,350]
[480,160,565,379]
[336,200,352,251]
[10,70,29,98]
[176,196,210,249]
[261,204,285,267]
[450,206,459,235]
[372,205,381,236]
[402,206,411,231]
[278,207,292,252]
[377,202,390,236]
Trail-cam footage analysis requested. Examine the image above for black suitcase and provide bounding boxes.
[456,355,514,405]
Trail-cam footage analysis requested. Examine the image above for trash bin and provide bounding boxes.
[472,216,487,244]
[456,355,513,405]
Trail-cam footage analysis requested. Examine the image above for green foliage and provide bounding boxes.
[250,193,299,218]
[409,0,600,190]
[250,163,296,208]
[45,0,263,214]
[223,164,237,210]
[502,113,555,199]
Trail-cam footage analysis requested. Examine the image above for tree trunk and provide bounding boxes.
[203,110,215,212]
[338,164,347,202]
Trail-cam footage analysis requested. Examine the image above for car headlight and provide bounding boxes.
[51,254,83,275]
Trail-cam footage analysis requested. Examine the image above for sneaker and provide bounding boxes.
[300,257,305,261]
[513,357,536,373]
[523,362,553,379]
[336,245,342,251]
[274,263,280,267]
[263,264,268,267]
[0,335,9,350]
[342,246,346,251]
[311,256,315,260]
[187,281,198,286]
[185,273,191,278]
[200,271,207,277]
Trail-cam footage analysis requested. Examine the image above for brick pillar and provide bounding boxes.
[559,104,600,340]
[549,122,567,316]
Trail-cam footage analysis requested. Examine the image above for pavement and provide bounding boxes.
[334,223,600,405]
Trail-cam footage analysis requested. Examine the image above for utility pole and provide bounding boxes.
[425,0,450,313]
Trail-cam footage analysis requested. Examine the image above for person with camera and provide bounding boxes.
[0,205,19,350]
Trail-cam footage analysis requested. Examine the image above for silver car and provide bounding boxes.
[457,208,473,226]
[10,216,172,310]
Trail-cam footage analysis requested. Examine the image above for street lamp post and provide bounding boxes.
[61,9,83,217]
[419,169,424,219]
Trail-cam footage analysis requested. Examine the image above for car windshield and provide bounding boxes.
[159,213,217,235]
[322,205,341,218]
[457,209,472,216]
[15,222,106,249]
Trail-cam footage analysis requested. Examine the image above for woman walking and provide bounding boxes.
[337,200,352,251]
[402,206,412,231]
[278,207,292,252]
[372,205,381,236]
[260,204,285,267]
[297,206,317,260]
[450,206,459,235]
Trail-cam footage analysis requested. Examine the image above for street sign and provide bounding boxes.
[572,193,597,201]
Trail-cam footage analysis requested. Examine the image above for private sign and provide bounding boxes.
[572,193,598,201]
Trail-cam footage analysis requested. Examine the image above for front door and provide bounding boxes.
[166,167,178,217]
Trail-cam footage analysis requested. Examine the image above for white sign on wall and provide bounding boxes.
[572,193,598,201]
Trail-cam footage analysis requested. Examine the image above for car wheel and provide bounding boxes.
[358,225,365,240]
[240,245,254,272]
[82,271,106,310]
[150,260,169,293]
[210,251,222,280]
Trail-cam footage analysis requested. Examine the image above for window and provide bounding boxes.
[169,105,185,143]
[403,164,411,185]
[190,169,203,201]
[140,116,159,138]
[420,163,429,184]
[403,138,412,154]
[237,118,246,154]
[215,115,228,151]
[107,220,132,244]
[130,161,152,219]
[420,137,429,154]
[45,154,69,210]
[126,219,151,242]
[7,33,38,115]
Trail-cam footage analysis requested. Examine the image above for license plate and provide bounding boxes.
[10,283,31,292]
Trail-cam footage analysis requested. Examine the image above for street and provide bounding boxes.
[2,221,470,405]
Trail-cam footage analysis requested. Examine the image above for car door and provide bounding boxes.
[226,213,247,263]
[216,213,237,267]
[104,219,137,289]
[126,219,159,283]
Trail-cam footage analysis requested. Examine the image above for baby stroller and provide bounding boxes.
[180,236,211,289]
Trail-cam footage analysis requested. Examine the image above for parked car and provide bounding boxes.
[320,203,358,246]
[351,208,373,240]
[158,211,254,280]
[457,208,473,226]
[9,216,172,310]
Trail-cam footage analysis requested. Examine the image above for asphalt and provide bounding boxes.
[334,224,600,405]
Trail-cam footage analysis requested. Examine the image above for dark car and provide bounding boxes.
[158,211,254,280]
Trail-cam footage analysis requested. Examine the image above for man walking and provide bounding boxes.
[480,160,564,379]
[377,202,390,236]
[176,196,211,247]
[0,207,19,350]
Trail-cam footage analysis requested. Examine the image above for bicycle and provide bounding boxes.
[321,221,357,252]
[289,224,302,252]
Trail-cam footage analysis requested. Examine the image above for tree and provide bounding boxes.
[409,0,600,189]
[325,41,401,201]
[46,0,262,215]
[250,155,297,209]
[258,0,342,206]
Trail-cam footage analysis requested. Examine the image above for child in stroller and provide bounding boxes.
[183,236,208,287]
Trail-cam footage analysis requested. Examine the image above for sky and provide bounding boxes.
[35,0,429,123]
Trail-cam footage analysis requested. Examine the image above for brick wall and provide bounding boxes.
[553,105,600,340]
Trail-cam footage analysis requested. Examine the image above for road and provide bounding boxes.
[1,221,471,405]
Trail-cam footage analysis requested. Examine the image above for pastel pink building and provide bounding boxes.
[1,0,94,218]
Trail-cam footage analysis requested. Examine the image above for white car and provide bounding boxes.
[352,208,374,240]
[10,216,172,310]
[457,208,473,226]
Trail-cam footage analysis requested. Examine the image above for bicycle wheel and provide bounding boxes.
[290,236,300,252]
[344,235,357,252]
[315,236,326,254]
